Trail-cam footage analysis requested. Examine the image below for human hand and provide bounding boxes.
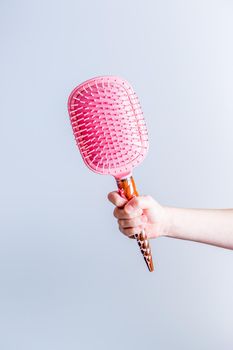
[108,192,171,239]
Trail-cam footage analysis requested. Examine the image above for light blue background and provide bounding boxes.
[1,0,233,349]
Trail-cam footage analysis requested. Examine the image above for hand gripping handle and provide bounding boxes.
[116,176,154,272]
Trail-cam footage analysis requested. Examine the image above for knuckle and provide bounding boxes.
[135,209,142,217]
[122,209,130,218]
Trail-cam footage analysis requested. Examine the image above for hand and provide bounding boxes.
[108,192,171,239]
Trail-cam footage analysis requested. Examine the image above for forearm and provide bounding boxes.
[165,207,233,249]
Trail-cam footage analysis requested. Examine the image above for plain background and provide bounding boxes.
[0,0,233,349]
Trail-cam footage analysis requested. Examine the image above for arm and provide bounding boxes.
[166,207,233,249]
[108,192,233,250]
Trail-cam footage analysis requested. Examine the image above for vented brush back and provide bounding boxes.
[68,76,149,179]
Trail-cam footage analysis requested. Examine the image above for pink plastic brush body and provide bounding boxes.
[68,76,154,272]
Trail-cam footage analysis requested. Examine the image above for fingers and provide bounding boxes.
[112,195,154,220]
[118,214,148,238]
[113,206,143,219]
[118,214,148,228]
[108,191,127,207]
[124,195,154,213]
[108,191,154,239]
[119,225,146,238]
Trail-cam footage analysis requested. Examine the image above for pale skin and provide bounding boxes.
[108,192,233,250]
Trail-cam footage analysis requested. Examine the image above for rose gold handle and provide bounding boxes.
[116,176,154,272]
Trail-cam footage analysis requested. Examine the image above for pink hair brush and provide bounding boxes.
[67,76,154,272]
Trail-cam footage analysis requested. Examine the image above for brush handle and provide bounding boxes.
[116,176,154,272]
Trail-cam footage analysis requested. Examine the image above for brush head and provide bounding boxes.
[67,76,149,178]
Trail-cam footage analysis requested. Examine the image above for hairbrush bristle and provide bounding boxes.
[68,76,149,177]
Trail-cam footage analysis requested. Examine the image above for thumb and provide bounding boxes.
[108,191,128,207]
[124,195,154,214]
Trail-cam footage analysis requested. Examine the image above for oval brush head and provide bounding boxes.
[67,76,149,179]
